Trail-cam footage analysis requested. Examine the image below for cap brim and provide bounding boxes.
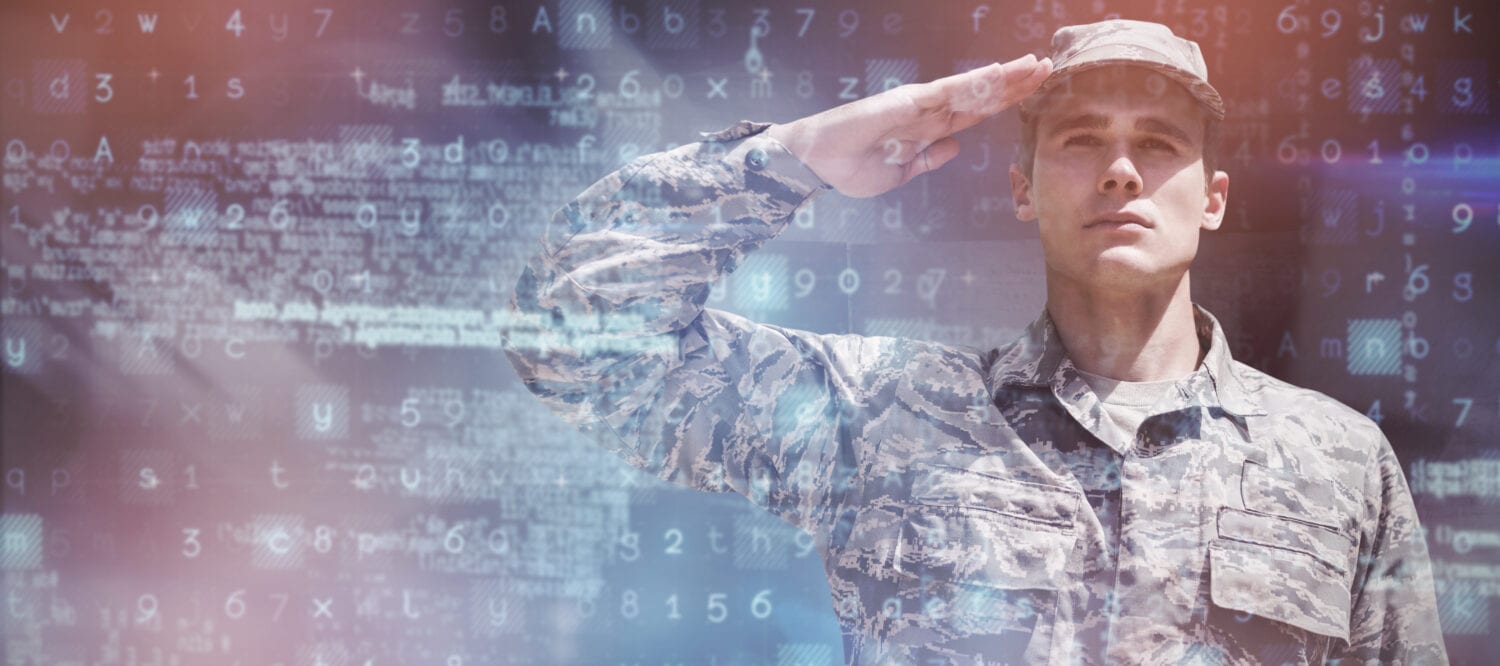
[1023,47,1225,120]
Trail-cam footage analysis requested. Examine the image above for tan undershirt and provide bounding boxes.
[1074,367,1182,442]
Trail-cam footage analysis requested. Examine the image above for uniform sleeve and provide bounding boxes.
[503,121,879,536]
[1331,435,1449,664]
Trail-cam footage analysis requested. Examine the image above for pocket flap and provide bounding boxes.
[911,463,1078,530]
[1209,538,1352,642]
[902,503,1076,591]
[1218,507,1354,575]
[1241,460,1348,532]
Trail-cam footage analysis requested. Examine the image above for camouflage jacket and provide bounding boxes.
[504,120,1448,665]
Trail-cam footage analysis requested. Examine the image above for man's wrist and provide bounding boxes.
[762,121,832,193]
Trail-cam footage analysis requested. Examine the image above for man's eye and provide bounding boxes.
[1141,138,1177,152]
[1063,135,1101,147]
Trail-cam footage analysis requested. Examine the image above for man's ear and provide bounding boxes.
[1202,169,1229,231]
[1009,163,1036,222]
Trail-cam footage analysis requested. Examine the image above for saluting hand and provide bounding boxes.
[765,54,1052,199]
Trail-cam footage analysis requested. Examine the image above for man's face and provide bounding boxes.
[1010,67,1228,290]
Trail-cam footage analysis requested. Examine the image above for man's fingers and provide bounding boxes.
[1015,56,1053,98]
[936,55,1052,134]
[974,55,1052,112]
[904,136,961,184]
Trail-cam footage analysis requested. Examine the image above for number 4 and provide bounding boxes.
[225,9,244,37]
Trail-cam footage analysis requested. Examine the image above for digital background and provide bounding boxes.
[1,0,1496,663]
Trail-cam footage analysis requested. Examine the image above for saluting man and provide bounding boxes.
[507,18,1447,665]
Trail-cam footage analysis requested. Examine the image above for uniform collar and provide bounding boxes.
[986,302,1265,418]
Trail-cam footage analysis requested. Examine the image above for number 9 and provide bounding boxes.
[793,269,816,298]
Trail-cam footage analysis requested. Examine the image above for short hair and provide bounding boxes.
[1015,70,1221,183]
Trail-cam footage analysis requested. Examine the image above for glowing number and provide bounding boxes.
[664,528,683,555]
[1453,398,1473,427]
[1453,77,1473,107]
[1453,273,1473,302]
[618,70,640,99]
[224,589,246,619]
[662,74,684,99]
[793,268,816,297]
[751,8,770,37]
[137,594,158,623]
[225,9,244,37]
[707,593,728,623]
[1404,265,1429,300]
[794,530,816,557]
[400,397,420,427]
[1320,138,1341,164]
[1404,142,1428,166]
[707,9,726,38]
[666,594,681,619]
[358,202,378,229]
[313,8,333,37]
[182,528,201,558]
[837,10,859,37]
[314,525,333,554]
[618,530,640,562]
[838,268,860,295]
[1276,135,1299,164]
[489,5,507,33]
[574,74,595,101]
[1320,269,1341,297]
[444,400,465,427]
[94,74,114,103]
[1452,203,1473,233]
[444,524,465,553]
[1319,9,1341,37]
[883,269,902,294]
[268,199,291,229]
[621,590,639,619]
[1276,5,1300,34]
[312,269,333,294]
[795,8,815,37]
[883,138,903,165]
[751,590,773,619]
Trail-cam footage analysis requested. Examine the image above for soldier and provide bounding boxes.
[505,18,1447,665]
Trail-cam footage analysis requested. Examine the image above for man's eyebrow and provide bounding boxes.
[1045,113,1110,138]
[1135,117,1195,145]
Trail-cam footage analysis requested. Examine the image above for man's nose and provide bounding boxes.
[1097,154,1142,196]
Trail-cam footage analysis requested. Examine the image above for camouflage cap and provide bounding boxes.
[1023,19,1225,120]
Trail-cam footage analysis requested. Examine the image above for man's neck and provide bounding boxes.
[1044,271,1202,382]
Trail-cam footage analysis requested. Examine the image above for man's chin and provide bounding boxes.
[1076,250,1176,286]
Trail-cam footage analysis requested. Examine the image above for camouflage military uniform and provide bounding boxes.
[504,120,1449,665]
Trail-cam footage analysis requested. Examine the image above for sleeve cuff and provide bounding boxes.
[703,119,834,202]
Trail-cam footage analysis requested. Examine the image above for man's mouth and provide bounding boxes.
[1085,212,1154,230]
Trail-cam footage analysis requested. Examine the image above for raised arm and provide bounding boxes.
[503,55,1051,535]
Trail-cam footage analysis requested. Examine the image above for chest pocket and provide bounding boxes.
[1209,459,1358,643]
[838,463,1081,651]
